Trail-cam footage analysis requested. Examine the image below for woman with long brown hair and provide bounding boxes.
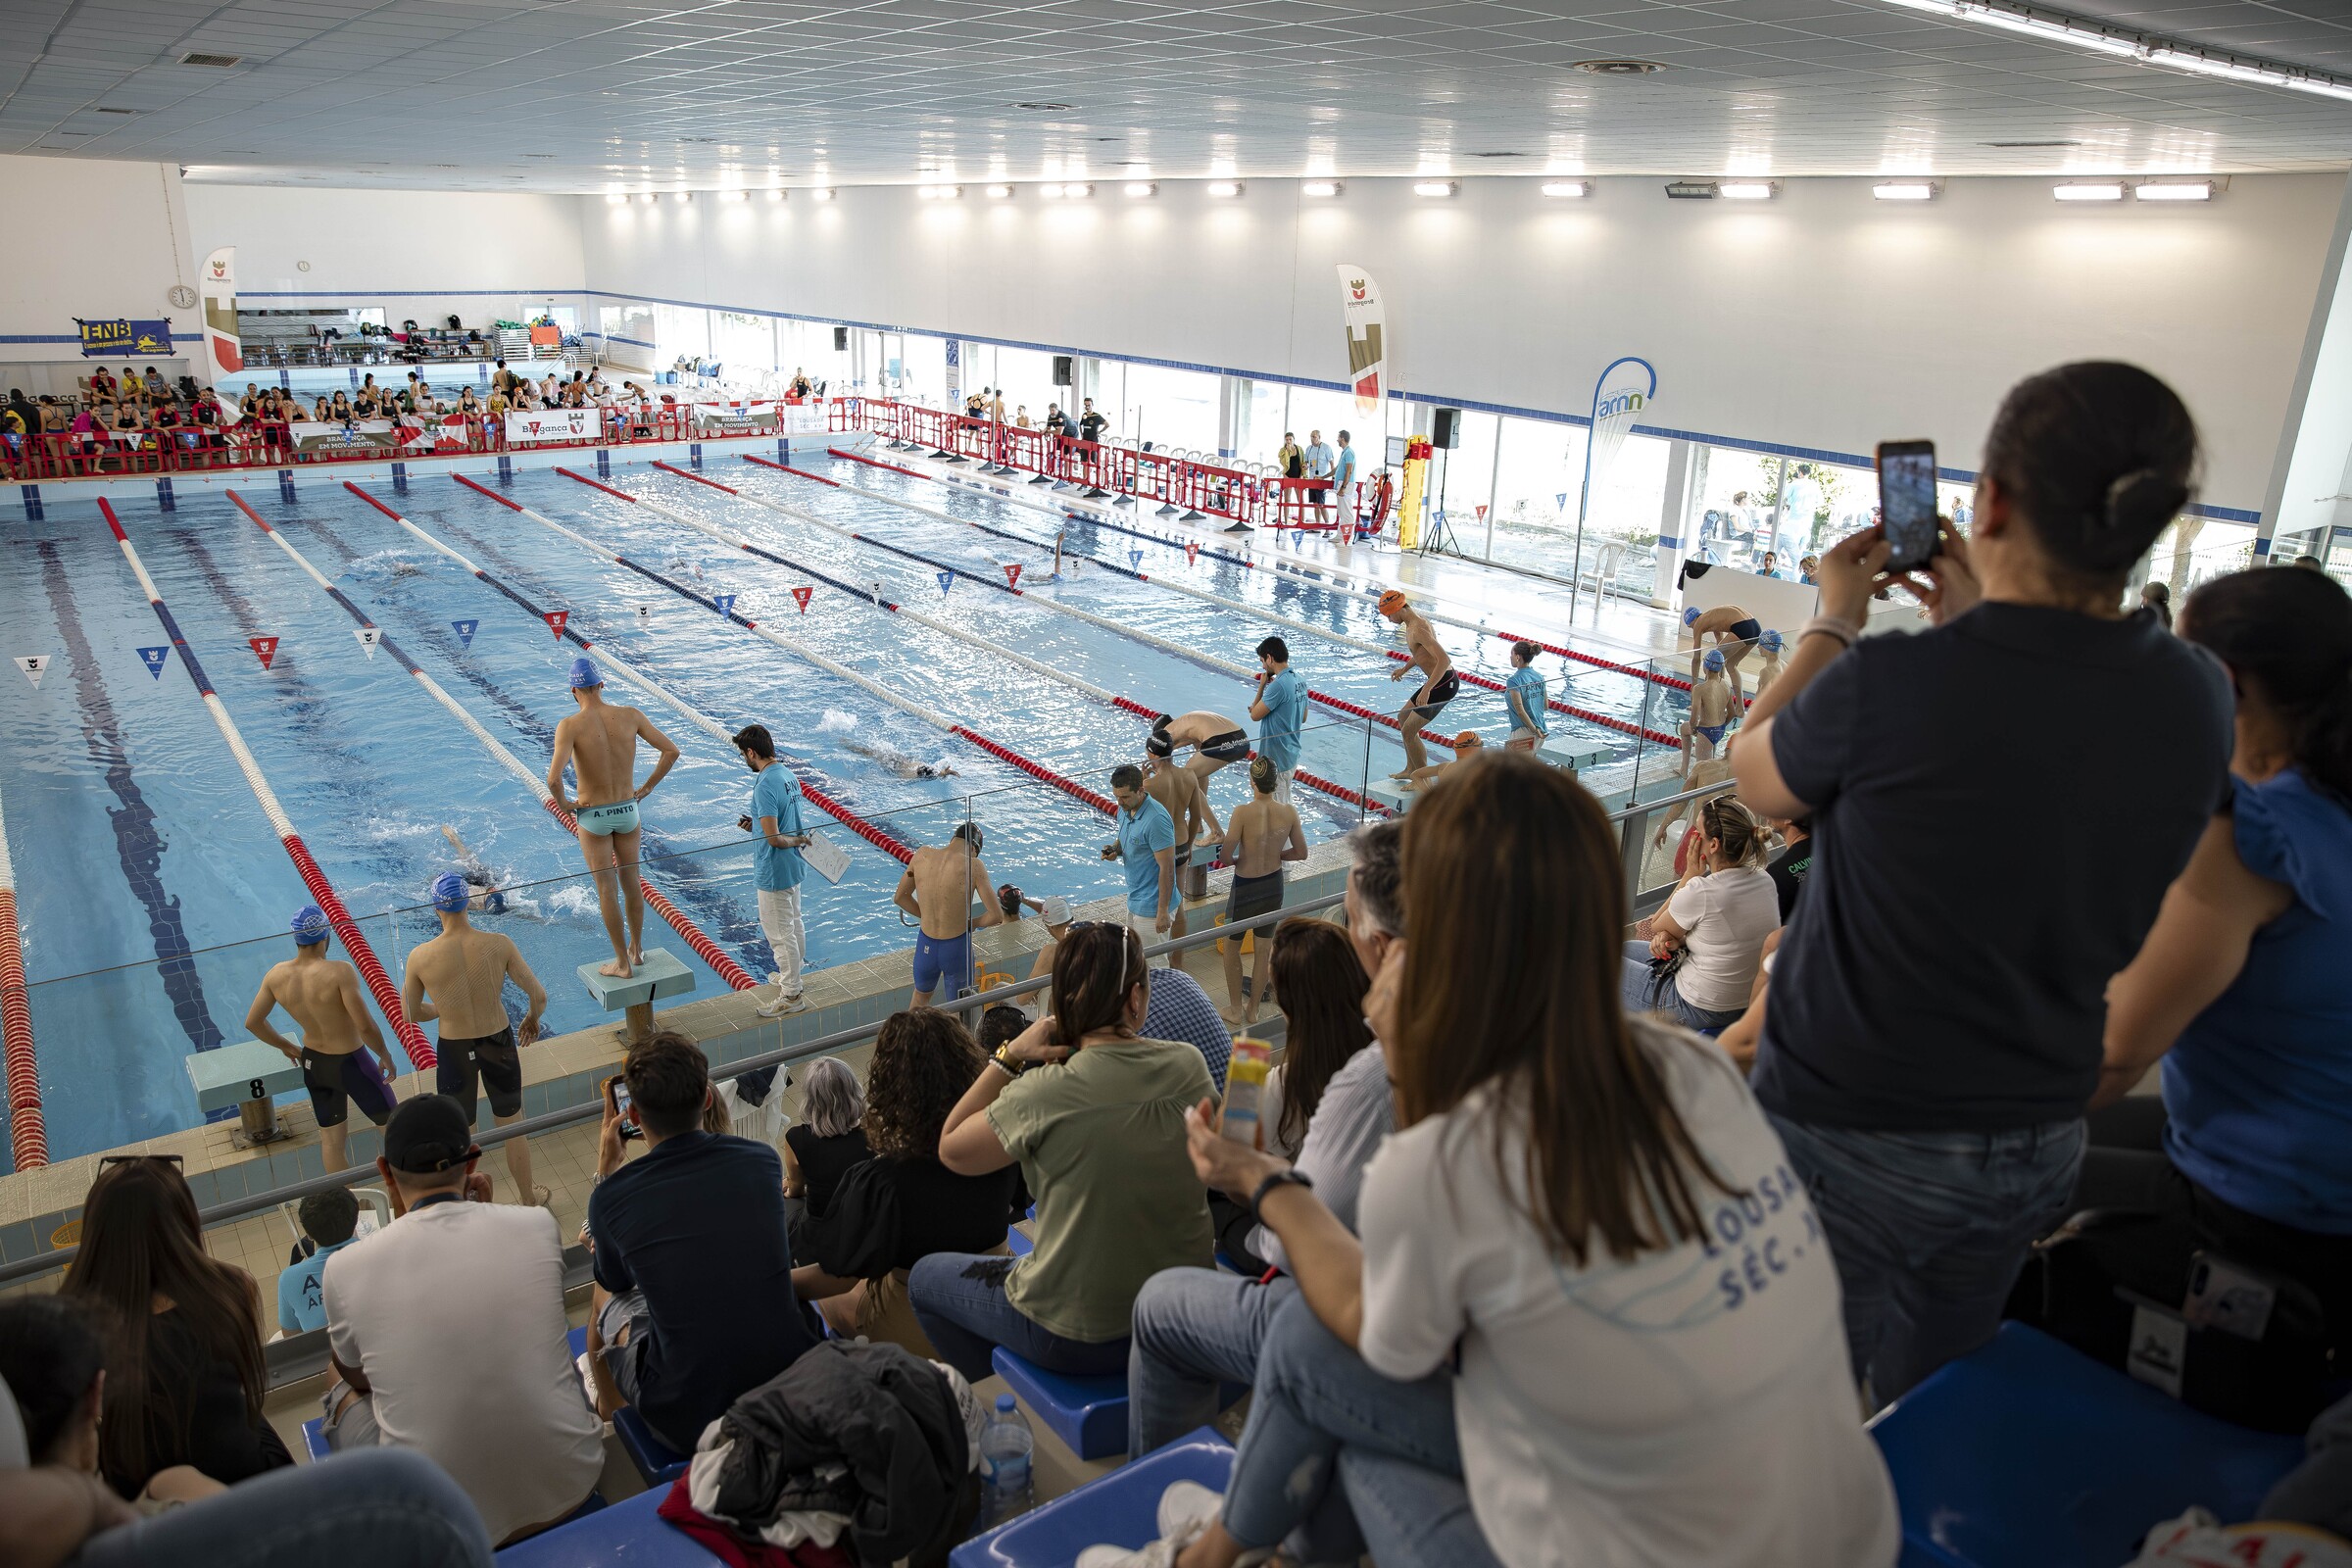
[1143,753,1895,1568]
[60,1157,293,1497]
[910,922,1213,1384]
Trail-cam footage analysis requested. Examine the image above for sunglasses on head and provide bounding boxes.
[99,1152,184,1169]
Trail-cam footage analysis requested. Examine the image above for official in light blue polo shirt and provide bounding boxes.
[1250,637,1307,805]
[1331,432,1359,523]
[736,723,811,1016]
[1504,641,1549,747]
[1106,765,1177,935]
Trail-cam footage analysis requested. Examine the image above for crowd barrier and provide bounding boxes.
[828,397,1354,534]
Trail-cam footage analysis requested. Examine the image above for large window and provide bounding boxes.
[1119,364,1220,454]
[653,303,709,363]
[711,311,775,373]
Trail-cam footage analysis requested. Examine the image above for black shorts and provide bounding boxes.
[1729,617,1763,645]
[435,1025,522,1119]
[1200,729,1252,763]
[301,1048,396,1130]
[1408,669,1461,721]
[1226,870,1285,923]
[1306,486,1328,503]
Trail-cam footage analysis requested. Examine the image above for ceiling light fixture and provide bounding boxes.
[177,52,243,68]
[766,188,785,202]
[1062,182,1094,198]
[1874,0,2352,103]
[808,187,835,201]
[2053,181,2126,201]
[985,183,1012,198]
[2135,178,2217,200]
[1123,181,1155,198]
[606,192,627,205]
[1412,180,1458,198]
[1540,179,1591,198]
[1664,180,1719,199]
[1303,180,1343,198]
[1206,180,1243,198]
[918,183,962,199]
[1038,183,1064,198]
[1872,180,1938,200]
[1573,59,1663,74]
[717,189,747,203]
[1720,180,1778,200]
[674,190,692,203]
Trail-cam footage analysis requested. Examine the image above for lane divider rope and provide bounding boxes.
[0,786,43,1167]
[95,498,434,1069]
[226,491,760,993]
[345,481,917,866]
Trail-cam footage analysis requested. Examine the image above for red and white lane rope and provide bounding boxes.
[0,788,42,1168]
[225,490,760,991]
[95,498,434,1069]
[344,482,916,866]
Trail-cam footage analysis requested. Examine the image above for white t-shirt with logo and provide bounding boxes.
[1665,865,1781,1012]
[324,1200,603,1542]
[1357,1025,1898,1568]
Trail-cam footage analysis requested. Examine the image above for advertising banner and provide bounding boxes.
[688,403,780,436]
[288,414,469,455]
[506,408,597,444]
[77,318,173,357]
[201,247,242,377]
[1334,265,1387,416]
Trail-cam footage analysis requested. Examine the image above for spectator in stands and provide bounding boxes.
[1143,960,1233,1094]
[783,1055,870,1242]
[1732,360,2231,1399]
[1147,753,1897,1568]
[0,1296,224,1507]
[914,922,1213,1383]
[1622,796,1778,1031]
[60,1157,293,1497]
[585,1032,817,1452]
[2140,578,2174,629]
[2089,565,2352,1336]
[796,1010,1018,1354]
[140,367,166,401]
[320,1095,602,1544]
[789,368,813,398]
[276,1187,361,1336]
[1766,813,1812,919]
[89,366,117,401]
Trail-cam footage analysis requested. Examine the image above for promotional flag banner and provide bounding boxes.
[711,593,737,619]
[542,611,569,640]
[137,647,170,678]
[1185,541,1200,564]
[1129,549,1144,569]
[201,247,243,384]
[937,571,955,595]
[792,586,813,613]
[249,636,280,670]
[354,627,382,660]
[1004,564,1022,589]
[14,655,52,689]
[451,619,478,648]
[1572,358,1658,567]
[1334,264,1387,416]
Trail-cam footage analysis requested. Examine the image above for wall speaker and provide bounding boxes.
[832,326,849,351]
[1432,407,1463,449]
[1053,355,1075,387]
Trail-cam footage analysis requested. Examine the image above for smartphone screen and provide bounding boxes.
[606,1075,641,1139]
[1877,440,1939,572]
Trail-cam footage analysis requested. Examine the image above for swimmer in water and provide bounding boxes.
[547,656,679,979]
[1682,650,1737,778]
[1683,604,1764,710]
[1380,588,1458,778]
[439,825,511,915]
[837,732,958,780]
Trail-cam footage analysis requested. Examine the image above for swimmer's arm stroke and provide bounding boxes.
[631,711,680,801]
[245,972,301,1064]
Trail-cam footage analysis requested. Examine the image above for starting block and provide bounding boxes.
[577,948,695,1047]
[1362,778,1420,814]
[186,1041,306,1148]
[1536,738,1609,775]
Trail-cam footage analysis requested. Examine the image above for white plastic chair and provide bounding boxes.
[1574,539,1633,616]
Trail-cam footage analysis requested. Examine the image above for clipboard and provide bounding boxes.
[802,832,852,885]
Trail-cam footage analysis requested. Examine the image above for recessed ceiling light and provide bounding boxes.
[717,189,746,202]
[1303,180,1343,198]
[178,52,242,68]
[766,187,785,202]
[1412,180,1458,198]
[2054,181,2126,201]
[1573,59,1662,74]
[1720,180,1777,200]
[674,190,693,202]
[1664,180,1718,199]
[92,106,140,115]
[918,183,961,199]
[1540,180,1591,198]
[2135,179,2216,201]
[1872,180,1938,200]
[1061,182,1094,198]
[1206,181,1243,198]
[1038,183,1064,198]
[808,187,835,201]
[1123,180,1155,198]
[985,183,1012,198]
[606,192,627,204]
[639,192,659,204]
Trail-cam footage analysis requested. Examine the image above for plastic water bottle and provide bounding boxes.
[979,1393,1034,1528]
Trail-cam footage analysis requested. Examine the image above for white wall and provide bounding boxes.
[0,155,200,390]
[182,184,587,335]
[577,174,2346,517]
[2261,174,2352,548]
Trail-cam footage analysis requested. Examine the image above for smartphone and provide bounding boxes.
[1876,440,1940,572]
[604,1073,642,1140]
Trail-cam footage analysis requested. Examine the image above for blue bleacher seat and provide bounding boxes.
[497,1487,719,1565]
[991,1349,1130,1461]
[1868,1322,2307,1568]
[614,1404,693,1485]
[299,1415,329,1463]
[1005,1225,1034,1257]
[952,1426,1234,1568]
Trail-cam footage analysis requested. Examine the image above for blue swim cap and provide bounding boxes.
[290,905,330,945]
[567,656,601,689]
[431,872,469,912]
[1683,607,1702,626]
[1703,649,1726,672]
[1760,628,1785,652]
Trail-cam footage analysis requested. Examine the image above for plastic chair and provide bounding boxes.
[952,1426,1235,1568]
[1867,1322,2307,1567]
[496,1487,719,1566]
[990,1349,1130,1461]
[614,1405,693,1486]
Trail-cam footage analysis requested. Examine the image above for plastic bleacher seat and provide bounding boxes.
[1005,1225,1034,1257]
[615,1404,693,1486]
[1868,1322,2308,1568]
[952,1426,1234,1568]
[991,1349,1130,1462]
[300,1415,330,1464]
[497,1487,718,1566]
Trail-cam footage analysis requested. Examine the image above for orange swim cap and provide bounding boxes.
[1377,590,1408,618]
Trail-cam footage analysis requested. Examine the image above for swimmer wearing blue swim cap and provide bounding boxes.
[431,872,469,912]
[247,902,397,1170]
[553,651,681,980]
[1684,646,1740,773]
[1753,627,1788,705]
[1682,602,1763,714]
[406,864,550,1202]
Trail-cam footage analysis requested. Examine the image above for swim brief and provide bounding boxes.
[1692,723,1728,747]
[301,1047,396,1130]
[1729,617,1763,644]
[1226,869,1285,923]
[913,929,974,998]
[1200,729,1252,763]
[1408,669,1462,721]
[576,800,640,837]
[435,1025,522,1118]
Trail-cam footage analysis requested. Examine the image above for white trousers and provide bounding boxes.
[758,885,805,994]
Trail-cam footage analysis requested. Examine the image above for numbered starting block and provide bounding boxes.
[186,1041,307,1149]
[577,948,695,1047]
[1536,737,1610,776]
[1363,777,1420,815]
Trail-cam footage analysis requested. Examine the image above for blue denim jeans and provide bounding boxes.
[1220,1293,1498,1568]
[1769,1110,2086,1401]
[72,1447,493,1568]
[1621,943,1746,1033]
[1128,1267,1297,1457]
[906,1251,1129,1386]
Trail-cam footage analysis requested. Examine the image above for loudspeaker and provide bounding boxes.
[1432,407,1463,449]
[1053,355,1075,387]
[832,326,849,351]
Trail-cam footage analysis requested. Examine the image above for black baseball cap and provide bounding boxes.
[382,1094,477,1174]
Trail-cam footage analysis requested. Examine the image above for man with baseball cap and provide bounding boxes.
[401,871,549,1204]
[319,1095,603,1544]
[245,904,397,1172]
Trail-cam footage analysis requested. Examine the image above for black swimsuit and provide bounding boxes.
[1200,729,1252,763]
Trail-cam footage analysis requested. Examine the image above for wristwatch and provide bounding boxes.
[991,1045,1027,1077]
[1249,1167,1314,1226]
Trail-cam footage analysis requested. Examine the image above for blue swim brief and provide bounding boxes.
[913,929,974,998]
[1692,723,1727,747]
[577,800,640,837]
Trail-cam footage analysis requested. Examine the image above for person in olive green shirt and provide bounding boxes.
[914,923,1213,1381]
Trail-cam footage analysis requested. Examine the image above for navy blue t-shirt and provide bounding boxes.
[588,1130,815,1448]
[1754,603,2230,1132]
